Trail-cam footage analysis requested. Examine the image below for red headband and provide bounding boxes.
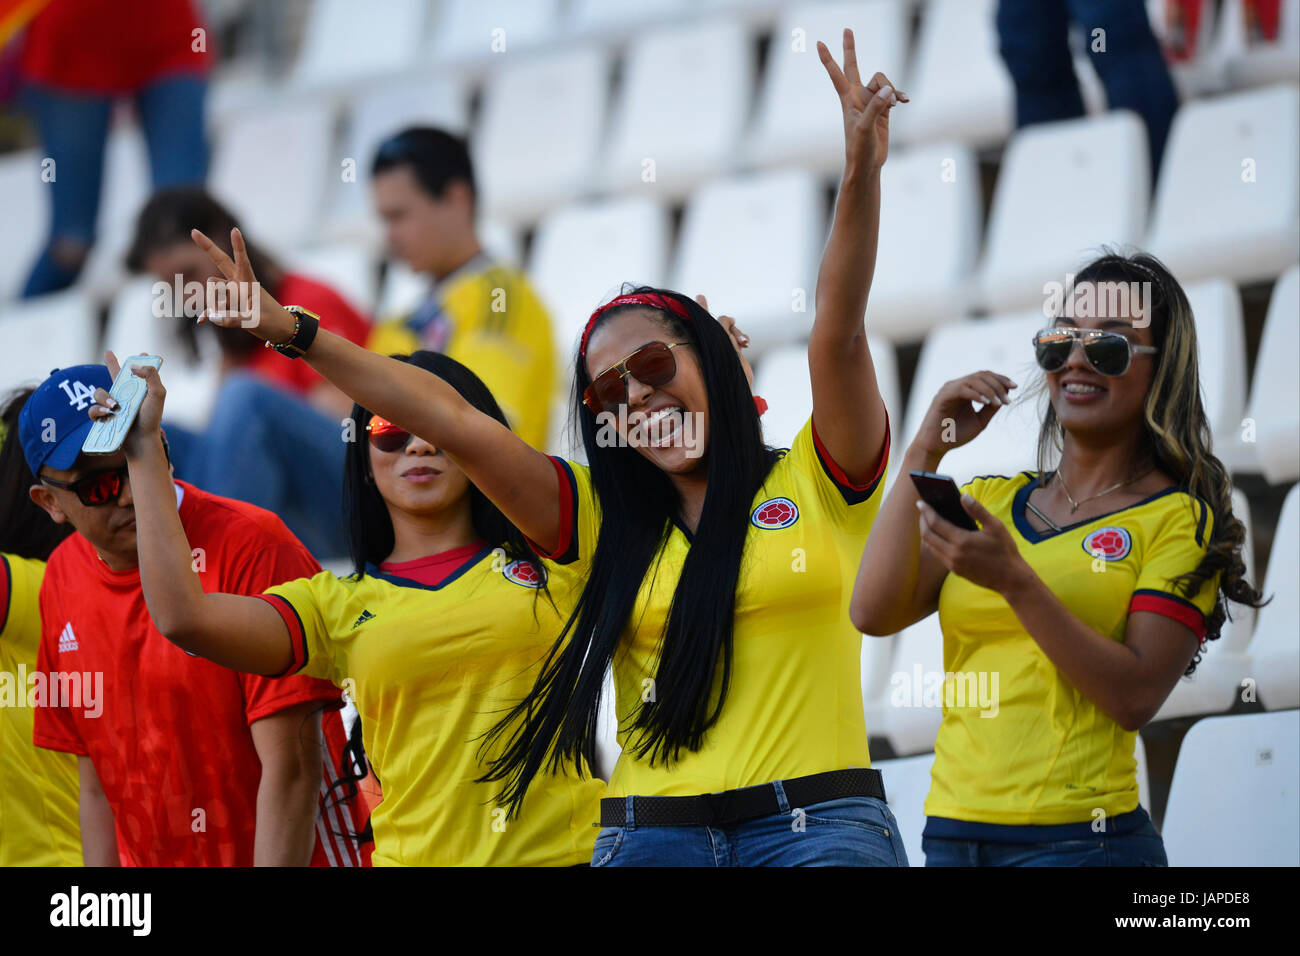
[579,292,691,359]
[579,291,767,418]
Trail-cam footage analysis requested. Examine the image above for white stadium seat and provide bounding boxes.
[528,196,672,364]
[375,261,430,321]
[752,339,900,454]
[0,150,48,302]
[101,277,222,431]
[1243,265,1300,483]
[670,169,826,356]
[209,99,338,253]
[893,0,1015,149]
[283,243,379,318]
[976,112,1150,314]
[1182,279,1249,470]
[1163,710,1300,866]
[0,290,99,396]
[746,0,910,177]
[77,124,152,301]
[1250,482,1300,710]
[1213,0,1300,90]
[290,0,428,89]
[862,632,898,753]
[1156,488,1258,720]
[567,0,693,39]
[873,751,933,866]
[879,613,945,756]
[902,310,1050,486]
[430,0,561,67]
[868,143,981,339]
[1146,84,1300,285]
[599,19,753,199]
[474,48,610,225]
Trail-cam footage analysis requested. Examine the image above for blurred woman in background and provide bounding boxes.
[125,188,373,557]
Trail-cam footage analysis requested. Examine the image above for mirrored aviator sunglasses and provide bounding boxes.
[583,342,686,414]
[366,415,414,453]
[1032,327,1159,378]
[41,465,129,507]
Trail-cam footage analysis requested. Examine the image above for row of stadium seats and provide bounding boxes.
[4,86,1296,361]
[874,710,1299,866]
[288,0,1300,103]
[2,7,1297,304]
[2,257,1296,480]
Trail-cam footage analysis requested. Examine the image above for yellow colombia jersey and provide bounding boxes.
[0,553,81,865]
[366,260,558,451]
[537,415,890,798]
[257,548,604,866]
[927,472,1220,827]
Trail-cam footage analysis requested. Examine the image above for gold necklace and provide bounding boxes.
[1051,463,1153,513]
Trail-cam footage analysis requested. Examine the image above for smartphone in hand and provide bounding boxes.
[909,470,979,531]
[82,355,163,456]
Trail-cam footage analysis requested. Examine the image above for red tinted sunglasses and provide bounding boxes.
[41,465,129,507]
[366,416,415,453]
[583,342,690,414]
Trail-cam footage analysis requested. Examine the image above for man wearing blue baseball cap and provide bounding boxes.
[20,362,369,867]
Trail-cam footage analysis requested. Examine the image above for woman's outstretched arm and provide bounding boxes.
[191,228,565,554]
[92,353,295,675]
[807,29,904,484]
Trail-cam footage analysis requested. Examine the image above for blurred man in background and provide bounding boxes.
[367,127,558,451]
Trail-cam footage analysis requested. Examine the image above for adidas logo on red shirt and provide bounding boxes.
[58,623,79,653]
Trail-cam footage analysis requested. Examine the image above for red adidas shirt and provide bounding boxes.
[32,480,368,866]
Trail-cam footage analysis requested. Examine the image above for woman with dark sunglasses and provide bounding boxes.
[850,250,1265,866]
[92,350,604,865]
[188,31,906,866]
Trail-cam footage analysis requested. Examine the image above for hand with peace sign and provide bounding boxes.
[816,28,908,173]
[190,227,299,346]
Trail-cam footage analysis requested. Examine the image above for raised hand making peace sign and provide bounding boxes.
[816,28,908,172]
[190,227,298,346]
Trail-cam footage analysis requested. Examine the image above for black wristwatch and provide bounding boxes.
[265,305,320,359]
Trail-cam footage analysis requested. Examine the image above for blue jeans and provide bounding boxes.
[21,73,209,297]
[592,795,909,867]
[922,807,1168,867]
[996,0,1179,177]
[163,373,349,559]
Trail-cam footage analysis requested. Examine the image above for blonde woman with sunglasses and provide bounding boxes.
[850,251,1265,866]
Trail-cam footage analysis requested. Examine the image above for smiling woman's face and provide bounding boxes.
[368,426,471,517]
[583,309,710,474]
[1047,282,1159,440]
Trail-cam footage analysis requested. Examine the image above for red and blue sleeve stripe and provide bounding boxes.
[1130,589,1207,641]
[810,410,891,506]
[255,593,311,676]
[525,456,580,565]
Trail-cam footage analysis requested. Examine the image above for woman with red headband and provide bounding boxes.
[191,30,905,866]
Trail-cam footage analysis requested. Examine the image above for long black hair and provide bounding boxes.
[480,285,781,814]
[0,388,74,560]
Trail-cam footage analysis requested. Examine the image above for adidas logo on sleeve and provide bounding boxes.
[57,623,79,653]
